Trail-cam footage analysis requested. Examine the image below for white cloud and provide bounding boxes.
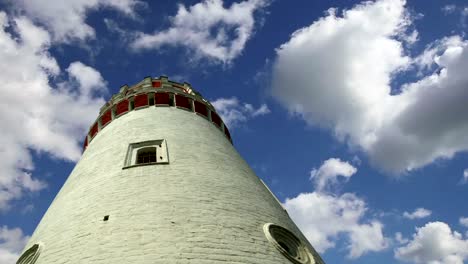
[284,158,387,258]
[395,222,468,264]
[284,192,388,258]
[211,97,270,127]
[13,0,143,42]
[0,12,106,210]
[440,5,468,28]
[442,5,457,15]
[310,158,357,192]
[65,62,107,97]
[0,226,29,264]
[271,0,468,173]
[403,208,432,220]
[461,169,468,184]
[395,232,409,244]
[460,217,468,228]
[131,0,269,64]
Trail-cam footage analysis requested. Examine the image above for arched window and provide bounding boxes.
[136,147,157,164]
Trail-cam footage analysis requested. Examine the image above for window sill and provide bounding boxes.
[122,161,169,170]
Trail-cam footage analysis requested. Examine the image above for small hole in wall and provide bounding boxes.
[103,215,109,221]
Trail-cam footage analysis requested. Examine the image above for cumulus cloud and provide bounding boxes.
[0,12,106,210]
[211,97,270,127]
[271,0,468,173]
[460,217,468,228]
[131,0,269,64]
[310,158,357,192]
[284,192,388,258]
[12,0,143,42]
[0,226,29,264]
[395,222,468,264]
[403,208,432,220]
[284,158,387,258]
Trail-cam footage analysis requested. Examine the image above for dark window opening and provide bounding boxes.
[100,109,112,127]
[103,215,109,221]
[134,94,149,108]
[224,126,231,141]
[211,111,222,127]
[136,147,157,164]
[278,241,291,255]
[194,101,208,117]
[83,137,88,151]
[169,94,175,106]
[155,92,171,105]
[115,99,129,115]
[89,122,98,138]
[149,95,155,106]
[175,94,191,110]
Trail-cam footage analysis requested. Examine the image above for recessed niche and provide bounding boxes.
[16,243,43,264]
[264,223,315,264]
[103,215,109,221]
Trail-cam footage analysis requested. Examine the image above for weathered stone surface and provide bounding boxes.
[22,106,324,264]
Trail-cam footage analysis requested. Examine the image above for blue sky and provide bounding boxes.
[0,0,468,263]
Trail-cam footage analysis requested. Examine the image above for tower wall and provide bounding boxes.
[21,78,324,264]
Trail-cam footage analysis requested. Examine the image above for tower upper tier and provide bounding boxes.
[83,76,232,151]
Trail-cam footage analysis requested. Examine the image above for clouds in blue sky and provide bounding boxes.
[12,0,143,42]
[0,0,467,263]
[0,12,106,210]
[0,226,29,264]
[403,208,432,220]
[212,97,270,127]
[132,0,269,64]
[271,0,468,173]
[284,158,388,258]
[462,168,468,184]
[395,222,468,264]
[309,158,357,192]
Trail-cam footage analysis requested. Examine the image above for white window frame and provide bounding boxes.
[123,139,169,168]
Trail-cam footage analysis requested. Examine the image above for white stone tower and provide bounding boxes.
[17,76,325,264]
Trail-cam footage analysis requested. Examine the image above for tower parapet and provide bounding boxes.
[83,76,231,151]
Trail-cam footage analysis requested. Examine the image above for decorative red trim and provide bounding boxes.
[155,92,170,105]
[134,93,148,108]
[194,100,208,117]
[116,99,129,115]
[83,137,88,151]
[83,83,236,152]
[211,111,222,127]
[100,109,112,127]
[175,94,191,109]
[152,81,161,88]
[224,126,231,141]
[89,122,98,138]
